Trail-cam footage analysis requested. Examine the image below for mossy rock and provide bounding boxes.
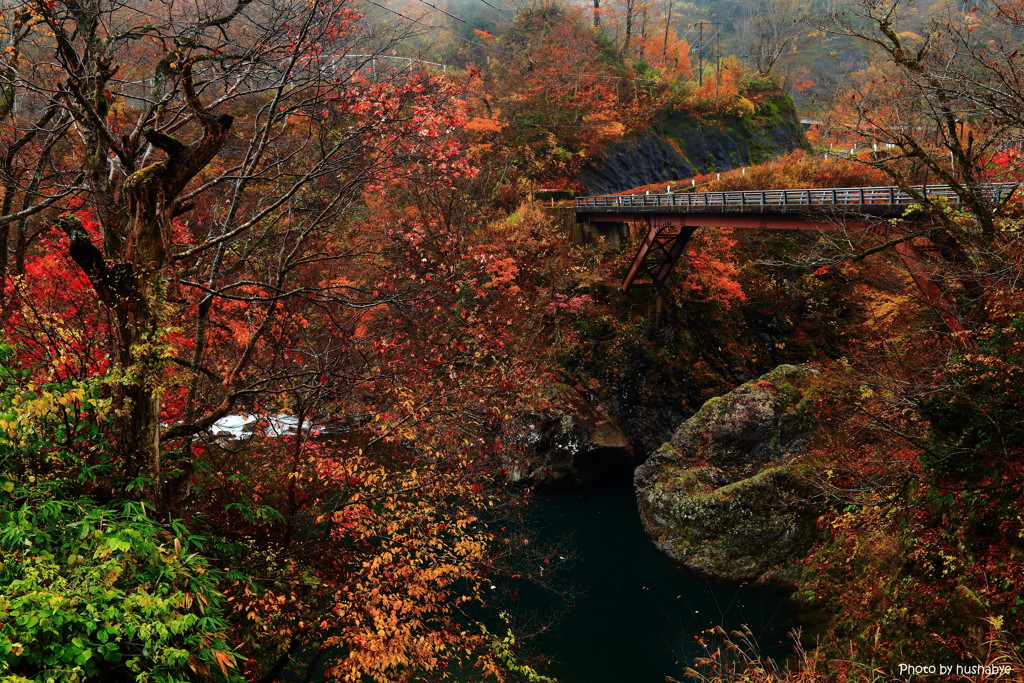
[663,363,817,480]
[637,464,819,583]
[579,95,808,194]
[634,364,822,585]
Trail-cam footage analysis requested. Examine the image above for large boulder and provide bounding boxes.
[635,364,822,584]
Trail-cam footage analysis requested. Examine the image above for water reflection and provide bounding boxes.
[517,487,795,683]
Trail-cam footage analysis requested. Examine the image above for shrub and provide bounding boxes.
[0,341,240,682]
[0,482,242,683]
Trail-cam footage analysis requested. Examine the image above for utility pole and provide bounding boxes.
[697,21,704,81]
[694,21,722,84]
[715,22,721,86]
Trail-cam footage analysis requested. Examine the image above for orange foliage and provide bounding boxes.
[633,32,693,81]
[686,58,755,117]
[459,4,675,193]
[608,151,888,197]
[788,66,815,93]
[677,230,747,309]
[698,151,888,191]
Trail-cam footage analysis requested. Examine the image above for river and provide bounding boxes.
[516,486,797,683]
[245,413,801,682]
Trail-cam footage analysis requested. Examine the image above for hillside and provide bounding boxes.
[1,1,1023,682]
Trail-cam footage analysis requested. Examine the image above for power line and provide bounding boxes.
[693,20,723,83]
[674,23,699,44]
[363,0,517,56]
[410,0,492,34]
[474,0,515,18]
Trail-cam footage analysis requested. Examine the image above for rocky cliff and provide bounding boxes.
[580,96,807,195]
[506,383,635,489]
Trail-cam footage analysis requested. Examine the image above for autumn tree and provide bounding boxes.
[464,4,683,194]
[0,0,482,502]
[819,0,1024,328]
[0,0,571,676]
[0,5,75,294]
[661,0,676,59]
[621,0,637,56]
[736,1,1024,669]
[824,0,1024,231]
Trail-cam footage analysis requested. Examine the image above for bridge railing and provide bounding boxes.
[575,183,1018,211]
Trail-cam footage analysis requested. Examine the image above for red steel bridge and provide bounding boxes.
[574,182,1018,331]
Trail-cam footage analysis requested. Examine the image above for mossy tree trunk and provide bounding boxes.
[49,33,233,499]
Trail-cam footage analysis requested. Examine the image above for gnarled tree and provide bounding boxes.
[824,0,1024,326]
[9,0,468,502]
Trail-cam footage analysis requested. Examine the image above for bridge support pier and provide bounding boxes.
[611,219,965,333]
[575,220,629,247]
[622,221,696,290]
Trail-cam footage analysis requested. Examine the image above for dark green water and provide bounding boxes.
[516,486,796,683]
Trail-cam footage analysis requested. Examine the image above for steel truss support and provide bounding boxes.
[622,218,696,290]
[617,214,965,333]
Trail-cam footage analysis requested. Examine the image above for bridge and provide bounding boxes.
[574,182,1017,332]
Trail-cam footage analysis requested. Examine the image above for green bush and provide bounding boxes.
[739,75,780,98]
[0,341,241,682]
[0,340,111,488]
[0,483,242,682]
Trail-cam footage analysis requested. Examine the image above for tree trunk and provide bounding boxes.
[57,62,233,504]
[56,209,165,495]
[663,0,674,59]
[622,0,635,57]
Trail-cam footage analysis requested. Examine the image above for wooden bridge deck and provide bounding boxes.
[574,182,1017,294]
[574,182,1018,332]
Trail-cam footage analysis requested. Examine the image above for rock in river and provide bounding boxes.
[634,364,822,585]
[509,383,634,489]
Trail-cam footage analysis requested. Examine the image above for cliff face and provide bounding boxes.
[579,96,807,194]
